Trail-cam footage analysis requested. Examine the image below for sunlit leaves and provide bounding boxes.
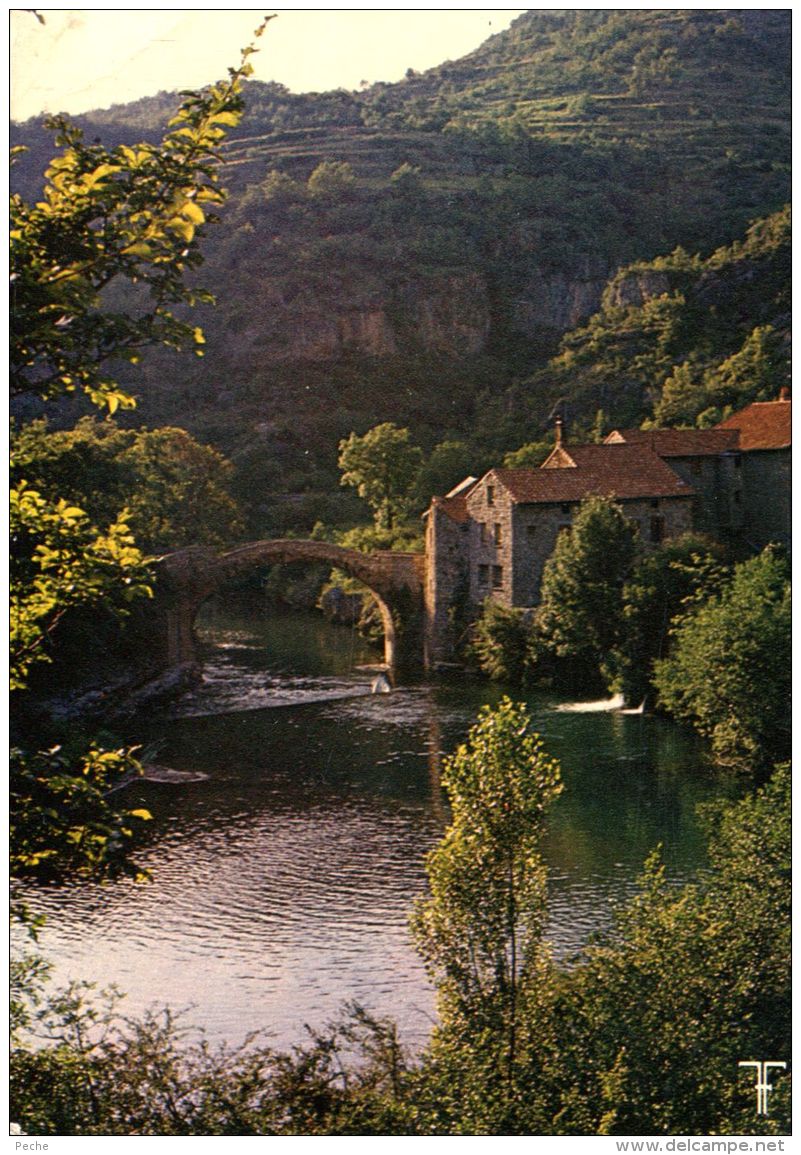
[10,743,151,883]
[10,18,272,409]
[10,480,153,692]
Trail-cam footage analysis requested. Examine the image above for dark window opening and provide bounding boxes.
[494,522,502,546]
[492,565,503,589]
[560,503,571,515]
[487,485,495,506]
[650,515,665,544]
[650,498,660,510]
[478,564,489,586]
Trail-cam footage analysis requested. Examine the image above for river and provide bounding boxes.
[15,597,733,1053]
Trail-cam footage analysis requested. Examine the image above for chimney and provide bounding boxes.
[779,385,791,402]
[555,416,564,448]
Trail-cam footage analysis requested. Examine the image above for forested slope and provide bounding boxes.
[11,9,790,535]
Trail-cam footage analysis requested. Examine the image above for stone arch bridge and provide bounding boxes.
[136,539,427,684]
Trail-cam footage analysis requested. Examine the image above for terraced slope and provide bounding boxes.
[11,10,790,535]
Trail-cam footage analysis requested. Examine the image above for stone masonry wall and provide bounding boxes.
[465,472,516,607]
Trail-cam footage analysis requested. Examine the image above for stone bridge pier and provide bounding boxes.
[138,540,427,684]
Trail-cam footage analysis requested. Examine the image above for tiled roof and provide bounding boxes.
[491,443,694,504]
[716,399,792,451]
[604,427,740,455]
[432,492,473,524]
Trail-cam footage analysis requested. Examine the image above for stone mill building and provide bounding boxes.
[423,395,791,667]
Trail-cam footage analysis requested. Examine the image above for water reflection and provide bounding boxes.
[15,601,733,1050]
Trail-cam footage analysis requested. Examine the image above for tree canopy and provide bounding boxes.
[653,546,791,771]
[338,423,424,530]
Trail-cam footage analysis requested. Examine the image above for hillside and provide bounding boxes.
[11,9,790,536]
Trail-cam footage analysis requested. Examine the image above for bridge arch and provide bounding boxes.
[152,539,426,679]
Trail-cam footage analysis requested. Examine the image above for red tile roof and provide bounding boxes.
[716,399,792,451]
[604,427,740,455]
[432,478,477,523]
[490,443,694,504]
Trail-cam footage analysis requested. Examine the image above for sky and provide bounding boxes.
[10,8,527,122]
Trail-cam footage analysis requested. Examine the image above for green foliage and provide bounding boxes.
[653,324,788,426]
[502,439,553,469]
[411,698,562,1131]
[12,417,244,553]
[534,496,640,688]
[307,160,356,199]
[610,534,728,704]
[10,743,152,883]
[338,423,424,530]
[412,439,475,507]
[11,989,417,1136]
[653,547,791,771]
[10,21,270,410]
[10,480,153,692]
[550,765,791,1134]
[544,206,790,430]
[468,600,530,684]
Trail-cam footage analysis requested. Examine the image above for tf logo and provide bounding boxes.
[738,1061,787,1115]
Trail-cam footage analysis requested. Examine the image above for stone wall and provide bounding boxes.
[424,502,470,666]
[740,449,791,550]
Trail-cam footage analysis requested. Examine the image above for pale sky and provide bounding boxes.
[10,8,527,123]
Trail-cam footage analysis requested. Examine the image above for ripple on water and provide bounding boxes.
[16,607,715,1051]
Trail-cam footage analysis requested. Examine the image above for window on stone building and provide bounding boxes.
[487,485,495,506]
[492,565,503,589]
[527,524,537,539]
[494,522,502,546]
[650,515,665,544]
[478,564,489,587]
[650,498,660,510]
[560,503,571,515]
[734,455,742,470]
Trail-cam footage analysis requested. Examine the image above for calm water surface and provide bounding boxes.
[18,598,732,1051]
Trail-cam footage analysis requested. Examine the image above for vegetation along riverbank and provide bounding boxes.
[10,10,790,1136]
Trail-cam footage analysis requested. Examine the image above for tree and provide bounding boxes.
[550,765,790,1135]
[10,481,152,693]
[502,439,553,469]
[12,418,244,553]
[652,546,791,771]
[10,23,271,886]
[533,496,640,689]
[411,698,562,1132]
[338,423,423,530]
[412,439,475,507]
[307,160,355,199]
[469,599,530,684]
[609,533,727,705]
[10,19,272,412]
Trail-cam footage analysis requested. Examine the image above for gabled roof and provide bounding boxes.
[489,443,693,504]
[604,427,740,456]
[432,477,478,523]
[715,398,792,451]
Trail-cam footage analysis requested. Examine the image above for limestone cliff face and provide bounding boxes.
[601,269,673,310]
[513,265,610,333]
[227,269,493,363]
[225,263,610,364]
